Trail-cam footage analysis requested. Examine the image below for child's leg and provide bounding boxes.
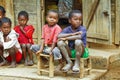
[0,44,6,66]
[26,44,33,66]
[30,45,40,53]
[52,47,64,70]
[72,40,84,72]
[8,46,16,68]
[21,44,27,65]
[57,40,72,72]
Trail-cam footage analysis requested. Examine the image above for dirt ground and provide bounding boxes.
[100,59,120,80]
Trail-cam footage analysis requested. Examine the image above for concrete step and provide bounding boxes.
[0,65,107,80]
[89,48,120,69]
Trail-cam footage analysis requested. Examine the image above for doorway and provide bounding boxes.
[44,0,82,28]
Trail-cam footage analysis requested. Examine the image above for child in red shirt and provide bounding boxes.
[30,10,63,70]
[14,11,34,66]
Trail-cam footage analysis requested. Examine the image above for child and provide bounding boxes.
[0,6,6,20]
[57,10,86,72]
[0,6,6,62]
[0,17,22,68]
[30,10,63,70]
[14,11,34,66]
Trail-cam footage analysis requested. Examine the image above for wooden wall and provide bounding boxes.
[0,0,14,27]
[13,0,42,44]
[115,0,120,45]
[1,0,120,46]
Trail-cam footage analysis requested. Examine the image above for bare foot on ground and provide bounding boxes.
[8,62,16,68]
[0,60,7,66]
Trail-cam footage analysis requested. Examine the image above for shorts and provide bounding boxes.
[30,45,62,60]
[6,51,22,63]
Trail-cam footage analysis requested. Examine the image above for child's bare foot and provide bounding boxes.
[72,64,80,72]
[0,60,7,66]
[8,62,16,68]
[62,62,73,72]
[27,60,34,66]
[24,59,28,66]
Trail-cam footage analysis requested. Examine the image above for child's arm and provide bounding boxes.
[49,42,56,55]
[3,35,17,50]
[59,34,82,41]
[36,39,45,54]
[24,26,34,39]
[20,26,26,34]
[58,31,82,41]
[58,33,73,38]
[20,26,34,39]
[58,31,82,38]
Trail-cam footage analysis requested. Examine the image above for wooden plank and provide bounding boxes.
[85,0,100,30]
[5,0,14,27]
[0,0,5,7]
[87,33,109,40]
[37,0,41,44]
[83,0,111,44]
[102,0,112,44]
[115,0,120,44]
[0,0,14,27]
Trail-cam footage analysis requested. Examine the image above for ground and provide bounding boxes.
[0,47,120,80]
[100,60,120,80]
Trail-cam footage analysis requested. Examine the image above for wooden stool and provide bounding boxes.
[64,56,92,78]
[37,53,54,77]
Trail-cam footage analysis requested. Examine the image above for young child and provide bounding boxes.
[14,11,34,66]
[30,10,63,70]
[0,6,6,20]
[0,17,22,68]
[57,10,86,72]
[0,6,6,62]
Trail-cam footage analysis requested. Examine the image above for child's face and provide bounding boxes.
[69,13,82,28]
[18,15,28,27]
[46,12,58,26]
[1,22,11,36]
[0,10,5,20]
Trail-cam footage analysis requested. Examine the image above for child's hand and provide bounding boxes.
[20,26,25,34]
[5,37,11,42]
[36,50,42,55]
[20,26,24,30]
[58,38,66,41]
[49,51,52,56]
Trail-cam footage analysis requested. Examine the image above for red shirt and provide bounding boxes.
[14,25,34,44]
[42,24,62,44]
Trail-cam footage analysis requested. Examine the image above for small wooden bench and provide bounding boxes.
[37,53,91,78]
[37,53,54,77]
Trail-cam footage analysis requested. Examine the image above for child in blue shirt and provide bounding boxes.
[57,10,86,72]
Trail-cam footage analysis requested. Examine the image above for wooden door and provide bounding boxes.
[82,0,112,44]
[115,0,120,45]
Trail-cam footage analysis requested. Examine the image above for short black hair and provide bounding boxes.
[47,10,59,17]
[0,6,6,15]
[68,10,82,19]
[18,11,29,19]
[0,17,11,27]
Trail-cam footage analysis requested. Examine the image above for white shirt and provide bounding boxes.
[0,29,22,53]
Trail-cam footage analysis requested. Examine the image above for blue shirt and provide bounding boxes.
[60,25,87,49]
